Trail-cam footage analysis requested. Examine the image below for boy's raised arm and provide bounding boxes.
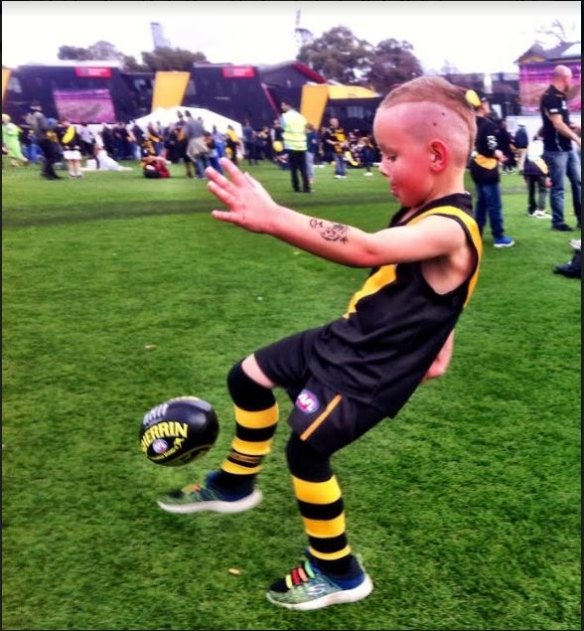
[206,159,466,268]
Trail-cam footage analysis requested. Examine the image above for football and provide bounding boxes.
[139,396,219,466]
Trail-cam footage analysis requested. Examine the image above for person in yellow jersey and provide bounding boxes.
[225,124,241,165]
[324,116,348,178]
[58,120,83,178]
[158,76,482,612]
[280,99,311,193]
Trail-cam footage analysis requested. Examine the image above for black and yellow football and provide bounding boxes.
[139,397,219,466]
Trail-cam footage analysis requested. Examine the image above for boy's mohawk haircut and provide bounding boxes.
[381,76,474,111]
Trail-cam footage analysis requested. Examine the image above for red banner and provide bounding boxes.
[222,66,255,79]
[75,67,113,78]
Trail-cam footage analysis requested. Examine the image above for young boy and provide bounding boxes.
[157,76,483,611]
[523,130,551,219]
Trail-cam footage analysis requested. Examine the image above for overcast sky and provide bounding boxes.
[2,1,581,74]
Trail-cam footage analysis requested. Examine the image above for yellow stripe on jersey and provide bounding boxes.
[292,475,342,504]
[473,154,498,170]
[345,206,481,314]
[62,126,75,144]
[345,264,397,315]
[234,404,279,428]
[409,206,482,307]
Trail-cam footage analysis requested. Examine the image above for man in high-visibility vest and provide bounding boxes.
[281,99,311,193]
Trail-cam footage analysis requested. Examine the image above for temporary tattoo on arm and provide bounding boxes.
[309,218,349,243]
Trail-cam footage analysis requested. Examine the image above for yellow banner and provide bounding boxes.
[327,85,379,100]
[301,84,380,129]
[2,68,12,103]
[300,84,329,129]
[151,71,190,111]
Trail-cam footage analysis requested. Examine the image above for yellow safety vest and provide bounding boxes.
[282,110,307,151]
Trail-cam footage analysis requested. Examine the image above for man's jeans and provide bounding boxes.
[544,150,582,227]
[474,181,504,240]
[334,153,346,176]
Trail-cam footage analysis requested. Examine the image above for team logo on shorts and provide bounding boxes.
[296,389,320,414]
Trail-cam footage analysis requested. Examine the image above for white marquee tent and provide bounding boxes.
[135,106,242,137]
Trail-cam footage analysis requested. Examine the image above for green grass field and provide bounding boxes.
[2,160,581,630]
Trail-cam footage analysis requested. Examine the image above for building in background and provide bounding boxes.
[259,60,327,107]
[0,61,515,131]
[439,71,521,120]
[515,41,581,115]
[2,61,141,124]
[183,64,279,127]
[259,61,382,132]
[4,42,579,133]
[150,22,171,50]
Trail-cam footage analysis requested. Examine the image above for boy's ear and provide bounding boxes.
[429,140,448,171]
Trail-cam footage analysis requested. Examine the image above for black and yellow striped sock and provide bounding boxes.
[210,362,279,494]
[286,433,357,577]
[293,473,356,575]
[217,403,279,492]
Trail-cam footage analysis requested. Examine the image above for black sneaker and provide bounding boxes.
[551,223,573,232]
[553,263,581,279]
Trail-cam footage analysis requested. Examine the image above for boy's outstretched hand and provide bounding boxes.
[205,157,280,233]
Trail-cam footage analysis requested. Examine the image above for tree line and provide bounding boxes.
[57,25,424,94]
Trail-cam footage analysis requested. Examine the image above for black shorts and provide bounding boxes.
[254,328,386,456]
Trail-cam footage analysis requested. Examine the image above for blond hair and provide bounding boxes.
[379,76,477,166]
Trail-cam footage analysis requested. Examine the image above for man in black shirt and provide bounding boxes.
[539,65,582,231]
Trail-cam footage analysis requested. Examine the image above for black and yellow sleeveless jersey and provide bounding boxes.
[469,116,500,184]
[325,127,347,154]
[308,193,482,417]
